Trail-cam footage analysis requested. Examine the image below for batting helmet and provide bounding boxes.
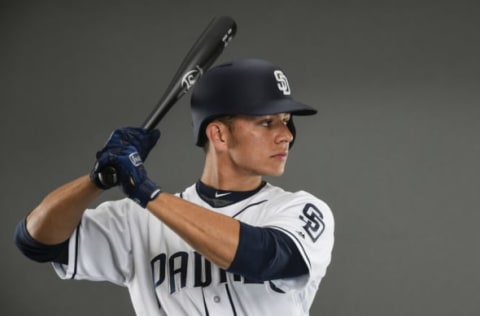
[190,58,317,147]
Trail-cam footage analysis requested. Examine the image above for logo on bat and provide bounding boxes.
[182,66,203,90]
[222,28,234,47]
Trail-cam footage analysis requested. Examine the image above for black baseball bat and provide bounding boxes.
[98,16,237,187]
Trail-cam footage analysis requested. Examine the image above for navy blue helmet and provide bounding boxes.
[190,58,317,146]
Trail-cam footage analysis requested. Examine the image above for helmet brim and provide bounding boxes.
[236,98,317,116]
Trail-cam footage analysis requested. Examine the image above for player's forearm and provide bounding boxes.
[26,175,102,245]
[147,193,240,269]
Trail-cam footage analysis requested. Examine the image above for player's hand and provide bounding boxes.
[90,127,160,190]
[96,145,161,207]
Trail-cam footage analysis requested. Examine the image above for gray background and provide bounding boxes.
[1,0,479,315]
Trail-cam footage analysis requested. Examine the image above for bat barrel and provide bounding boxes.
[98,16,237,188]
[142,15,237,131]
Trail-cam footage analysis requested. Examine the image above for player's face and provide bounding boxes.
[225,113,293,177]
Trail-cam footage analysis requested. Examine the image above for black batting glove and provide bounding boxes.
[95,145,161,207]
[90,127,160,190]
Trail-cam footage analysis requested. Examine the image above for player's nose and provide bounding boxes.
[276,122,294,144]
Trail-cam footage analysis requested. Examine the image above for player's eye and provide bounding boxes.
[260,119,273,127]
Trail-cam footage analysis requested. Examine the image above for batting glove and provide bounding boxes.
[95,145,162,207]
[90,127,160,189]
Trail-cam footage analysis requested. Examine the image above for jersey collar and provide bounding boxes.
[195,180,267,208]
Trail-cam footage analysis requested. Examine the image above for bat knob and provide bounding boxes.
[99,166,118,187]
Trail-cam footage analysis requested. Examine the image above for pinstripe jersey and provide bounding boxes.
[53,182,334,316]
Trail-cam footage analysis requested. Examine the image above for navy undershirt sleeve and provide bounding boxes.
[228,222,308,282]
[14,217,69,264]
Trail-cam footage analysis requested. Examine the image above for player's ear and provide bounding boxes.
[205,121,229,151]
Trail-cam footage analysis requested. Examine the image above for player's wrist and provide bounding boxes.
[127,178,162,208]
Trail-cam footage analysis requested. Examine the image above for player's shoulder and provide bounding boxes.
[173,183,198,201]
[261,183,332,214]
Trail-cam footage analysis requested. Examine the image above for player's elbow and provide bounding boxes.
[14,217,69,264]
[227,222,308,281]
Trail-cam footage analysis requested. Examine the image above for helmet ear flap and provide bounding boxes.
[287,117,296,148]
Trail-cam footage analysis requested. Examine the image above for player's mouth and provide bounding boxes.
[271,152,288,161]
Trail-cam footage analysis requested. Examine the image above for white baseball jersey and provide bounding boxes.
[53,182,334,316]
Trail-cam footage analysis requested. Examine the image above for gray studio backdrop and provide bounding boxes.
[1,1,479,315]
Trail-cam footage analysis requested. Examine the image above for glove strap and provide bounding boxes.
[129,178,162,208]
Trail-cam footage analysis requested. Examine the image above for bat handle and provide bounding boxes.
[97,99,163,188]
[98,166,118,187]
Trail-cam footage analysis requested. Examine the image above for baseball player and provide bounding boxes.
[15,58,334,316]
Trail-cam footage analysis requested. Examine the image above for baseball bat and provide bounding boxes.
[98,16,237,187]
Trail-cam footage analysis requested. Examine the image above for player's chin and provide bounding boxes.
[256,160,287,177]
[263,166,286,177]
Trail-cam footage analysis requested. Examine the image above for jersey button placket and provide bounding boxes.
[204,288,233,315]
